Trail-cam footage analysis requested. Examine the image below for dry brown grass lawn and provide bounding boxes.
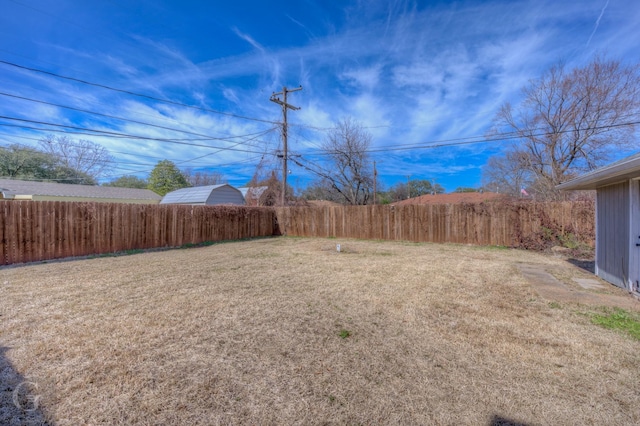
[1,237,639,425]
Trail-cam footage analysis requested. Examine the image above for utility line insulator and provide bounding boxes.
[269,85,302,206]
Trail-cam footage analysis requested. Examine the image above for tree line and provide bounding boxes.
[0,135,111,185]
[0,136,225,196]
[2,55,637,203]
[109,161,225,196]
[301,56,640,203]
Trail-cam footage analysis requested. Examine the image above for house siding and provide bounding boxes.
[596,181,629,288]
[31,195,160,204]
[630,180,640,292]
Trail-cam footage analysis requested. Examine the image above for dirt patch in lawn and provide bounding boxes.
[1,238,639,425]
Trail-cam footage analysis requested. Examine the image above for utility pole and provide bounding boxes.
[270,86,302,206]
[406,174,411,199]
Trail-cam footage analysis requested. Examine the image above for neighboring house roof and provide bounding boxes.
[237,186,269,206]
[556,152,640,191]
[394,192,504,205]
[0,179,161,201]
[237,186,268,199]
[160,184,245,205]
[305,200,342,207]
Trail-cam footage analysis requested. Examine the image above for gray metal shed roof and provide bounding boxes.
[556,152,640,190]
[0,178,161,200]
[160,184,239,204]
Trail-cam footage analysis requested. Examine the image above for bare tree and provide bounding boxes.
[40,135,113,179]
[312,117,373,205]
[481,151,533,196]
[251,170,288,207]
[300,179,345,203]
[244,156,294,205]
[182,169,224,187]
[490,56,640,198]
[382,180,445,202]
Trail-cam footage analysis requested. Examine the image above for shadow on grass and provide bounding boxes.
[489,414,530,426]
[567,258,595,274]
[0,346,51,425]
[0,236,279,271]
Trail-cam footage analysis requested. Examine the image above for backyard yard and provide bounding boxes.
[1,237,639,425]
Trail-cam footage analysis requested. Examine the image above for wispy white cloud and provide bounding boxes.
[341,65,383,91]
[2,0,639,190]
[222,88,240,104]
[586,0,610,46]
[104,55,140,78]
[295,103,333,130]
[344,94,391,136]
[286,14,316,39]
[232,27,265,52]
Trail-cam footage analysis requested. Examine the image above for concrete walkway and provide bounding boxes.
[517,263,640,311]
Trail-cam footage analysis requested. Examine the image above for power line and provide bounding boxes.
[285,118,640,186]
[0,115,274,154]
[100,151,272,180]
[0,139,270,181]
[0,59,280,125]
[288,154,334,180]
[0,125,276,178]
[3,114,636,163]
[0,66,252,135]
[298,119,640,157]
[288,122,391,131]
[0,175,95,183]
[173,128,275,167]
[0,91,278,143]
[0,131,266,166]
[0,143,141,166]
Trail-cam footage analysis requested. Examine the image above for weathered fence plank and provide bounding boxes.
[0,200,594,266]
[0,201,277,266]
[274,201,594,249]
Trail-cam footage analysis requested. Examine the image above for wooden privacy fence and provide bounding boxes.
[274,201,595,248]
[0,201,276,265]
[0,200,594,266]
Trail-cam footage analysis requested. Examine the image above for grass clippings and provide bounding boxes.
[1,238,639,425]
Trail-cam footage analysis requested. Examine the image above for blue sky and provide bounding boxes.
[0,0,638,193]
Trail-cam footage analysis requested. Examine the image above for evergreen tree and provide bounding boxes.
[147,160,190,196]
[104,175,148,189]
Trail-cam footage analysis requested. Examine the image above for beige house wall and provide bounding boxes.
[28,195,160,204]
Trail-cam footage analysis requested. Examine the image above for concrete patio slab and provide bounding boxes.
[516,263,640,311]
